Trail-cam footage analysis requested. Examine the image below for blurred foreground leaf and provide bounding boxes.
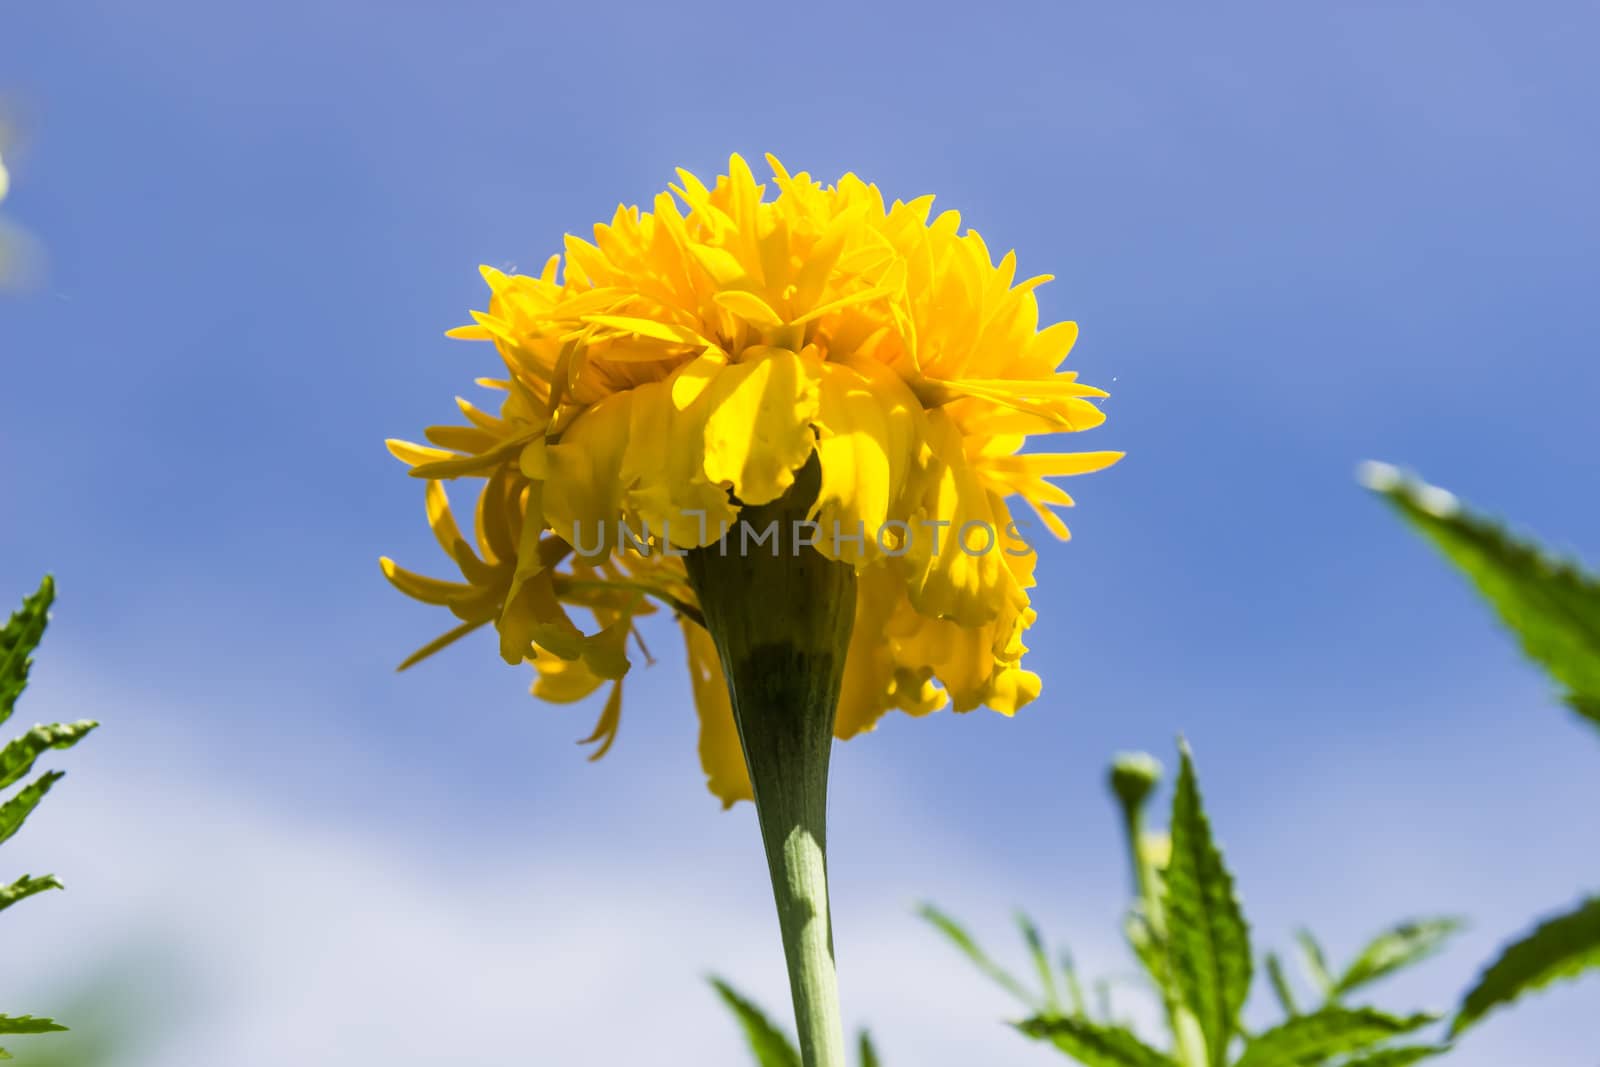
[1334,919,1465,999]
[1233,1008,1435,1067]
[1365,462,1600,731]
[1452,896,1600,1036]
[1017,1016,1178,1067]
[0,872,61,912]
[712,979,801,1067]
[0,1014,66,1060]
[917,903,1034,1006]
[712,978,885,1067]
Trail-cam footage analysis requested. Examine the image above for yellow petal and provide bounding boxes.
[580,313,706,347]
[397,618,489,671]
[531,646,606,702]
[380,557,475,606]
[542,392,634,556]
[713,289,786,330]
[578,681,624,761]
[700,347,820,505]
[682,619,751,807]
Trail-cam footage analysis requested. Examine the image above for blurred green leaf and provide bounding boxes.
[1339,1047,1451,1067]
[1264,952,1298,1018]
[0,1016,65,1034]
[0,872,62,912]
[0,770,62,846]
[1016,1016,1178,1067]
[1123,910,1165,989]
[1061,949,1090,1018]
[1572,695,1600,731]
[918,903,1034,1006]
[710,978,801,1067]
[857,1030,881,1067]
[1019,912,1062,1012]
[0,1014,66,1058]
[1334,919,1464,998]
[1366,464,1600,729]
[1233,1008,1435,1067]
[1162,743,1251,1067]
[1294,930,1334,998]
[0,721,97,791]
[0,576,52,728]
[1452,896,1600,1036]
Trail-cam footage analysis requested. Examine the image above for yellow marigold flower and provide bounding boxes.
[382,154,1121,807]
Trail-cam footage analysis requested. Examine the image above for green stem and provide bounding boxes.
[686,457,855,1067]
[1112,763,1205,1067]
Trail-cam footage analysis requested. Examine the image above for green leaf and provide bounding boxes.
[1365,464,1600,720]
[709,978,801,1067]
[0,1012,70,1060]
[1452,895,1600,1036]
[0,577,53,728]
[1233,1008,1435,1067]
[1295,929,1334,998]
[1061,949,1090,1018]
[0,873,62,912]
[1334,918,1464,998]
[1571,694,1600,733]
[0,721,98,792]
[0,1016,66,1035]
[1161,743,1252,1067]
[0,771,63,847]
[1015,1016,1179,1067]
[857,1030,881,1067]
[1265,952,1299,1017]
[1018,912,1062,1011]
[1339,1047,1451,1067]
[918,903,1034,1006]
[1123,909,1166,989]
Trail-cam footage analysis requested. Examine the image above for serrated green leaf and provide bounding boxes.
[1162,744,1251,1067]
[1452,896,1600,1036]
[0,873,62,912]
[918,903,1033,1006]
[1367,465,1600,717]
[1334,918,1464,998]
[0,1016,66,1034]
[857,1030,880,1067]
[1233,1008,1435,1067]
[0,578,53,728]
[709,978,801,1067]
[1339,1046,1451,1067]
[1295,929,1334,997]
[0,771,63,847]
[1018,912,1062,1012]
[0,721,98,791]
[1265,952,1299,1017]
[1016,1016,1179,1067]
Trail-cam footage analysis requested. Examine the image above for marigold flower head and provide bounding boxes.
[381,154,1121,806]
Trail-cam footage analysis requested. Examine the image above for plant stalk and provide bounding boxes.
[686,457,855,1067]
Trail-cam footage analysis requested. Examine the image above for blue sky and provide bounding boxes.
[2,1,1597,1063]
